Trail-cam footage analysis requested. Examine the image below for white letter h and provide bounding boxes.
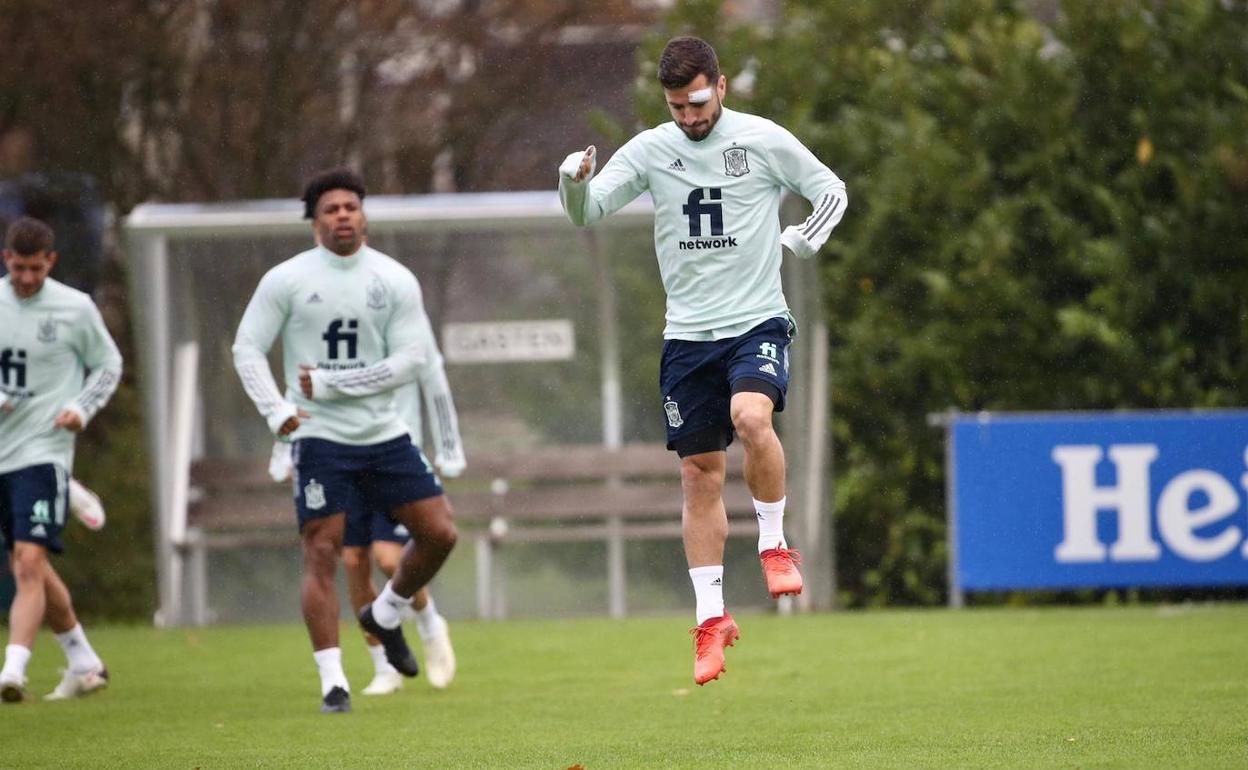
[1052,445,1162,563]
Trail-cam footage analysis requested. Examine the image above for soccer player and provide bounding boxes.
[344,350,463,695]
[558,37,847,685]
[269,352,464,695]
[0,217,122,703]
[233,169,458,713]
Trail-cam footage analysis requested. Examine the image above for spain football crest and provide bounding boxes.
[366,277,387,310]
[304,479,326,510]
[723,147,750,177]
[664,399,684,429]
[37,316,57,343]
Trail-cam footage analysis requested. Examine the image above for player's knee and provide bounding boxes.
[10,548,45,584]
[373,551,400,576]
[681,456,725,498]
[731,403,773,445]
[303,536,339,573]
[429,519,457,554]
[341,547,367,573]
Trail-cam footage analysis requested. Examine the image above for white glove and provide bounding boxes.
[269,441,294,483]
[559,145,596,182]
[436,454,466,479]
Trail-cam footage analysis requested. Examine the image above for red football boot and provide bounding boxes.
[690,612,740,685]
[760,546,803,598]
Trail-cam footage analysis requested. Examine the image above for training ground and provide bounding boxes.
[2,605,1245,768]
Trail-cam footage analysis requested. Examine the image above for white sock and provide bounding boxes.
[1,644,32,680]
[55,624,104,674]
[413,596,446,641]
[367,643,396,676]
[755,497,787,553]
[371,581,410,630]
[689,566,725,625]
[312,647,349,696]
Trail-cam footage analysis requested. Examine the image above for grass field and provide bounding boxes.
[1,604,1245,769]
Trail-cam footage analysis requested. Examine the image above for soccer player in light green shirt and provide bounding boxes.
[233,169,458,713]
[268,326,465,696]
[0,217,121,704]
[560,37,847,686]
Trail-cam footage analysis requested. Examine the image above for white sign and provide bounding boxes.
[442,320,575,363]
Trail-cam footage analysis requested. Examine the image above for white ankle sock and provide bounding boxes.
[55,624,104,674]
[413,596,446,641]
[312,647,349,696]
[371,581,410,630]
[688,566,725,625]
[367,643,396,676]
[755,496,787,552]
[1,644,31,680]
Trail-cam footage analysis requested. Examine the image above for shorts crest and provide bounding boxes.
[304,479,326,510]
[664,399,684,429]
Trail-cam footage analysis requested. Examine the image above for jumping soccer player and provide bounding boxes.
[0,217,122,703]
[233,169,457,713]
[558,37,847,685]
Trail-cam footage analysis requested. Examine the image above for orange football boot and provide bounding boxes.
[690,612,740,685]
[760,545,803,598]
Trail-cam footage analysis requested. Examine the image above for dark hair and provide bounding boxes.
[301,167,366,220]
[657,36,720,90]
[4,216,54,255]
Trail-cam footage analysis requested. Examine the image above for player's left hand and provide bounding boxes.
[299,364,316,399]
[54,409,84,432]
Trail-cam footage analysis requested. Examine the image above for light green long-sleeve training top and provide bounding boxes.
[560,107,847,341]
[232,244,436,446]
[0,276,123,475]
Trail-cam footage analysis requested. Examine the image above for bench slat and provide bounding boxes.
[190,442,745,491]
[190,480,756,532]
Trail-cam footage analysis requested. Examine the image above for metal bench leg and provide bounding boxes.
[475,532,493,620]
[607,514,626,618]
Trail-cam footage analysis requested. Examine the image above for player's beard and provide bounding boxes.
[679,101,723,142]
[322,222,366,256]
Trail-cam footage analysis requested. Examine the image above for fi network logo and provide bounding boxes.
[322,320,359,360]
[0,348,27,388]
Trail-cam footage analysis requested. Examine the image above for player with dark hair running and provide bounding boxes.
[233,169,457,713]
[0,217,122,703]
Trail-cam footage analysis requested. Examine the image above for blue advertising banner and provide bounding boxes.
[950,411,1248,594]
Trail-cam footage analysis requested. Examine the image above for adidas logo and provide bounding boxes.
[759,363,778,376]
[30,524,46,537]
[710,577,723,586]
[307,293,322,304]
[667,158,687,171]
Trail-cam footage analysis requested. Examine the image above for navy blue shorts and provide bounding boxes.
[344,510,412,549]
[659,317,793,455]
[291,435,443,535]
[0,464,69,553]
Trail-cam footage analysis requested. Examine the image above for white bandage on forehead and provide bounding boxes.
[687,86,714,105]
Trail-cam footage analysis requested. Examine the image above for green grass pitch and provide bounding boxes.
[2,605,1245,768]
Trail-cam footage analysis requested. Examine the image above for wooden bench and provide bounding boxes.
[186,442,757,619]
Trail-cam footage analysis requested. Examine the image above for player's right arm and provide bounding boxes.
[558,136,649,227]
[232,269,301,437]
